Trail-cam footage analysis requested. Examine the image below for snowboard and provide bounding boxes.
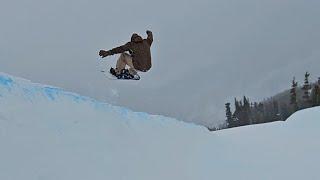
[101,68,140,80]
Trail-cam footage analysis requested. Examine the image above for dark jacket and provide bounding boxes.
[105,31,153,72]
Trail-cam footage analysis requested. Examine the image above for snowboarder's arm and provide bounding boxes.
[99,42,132,58]
[146,30,153,46]
[108,42,132,55]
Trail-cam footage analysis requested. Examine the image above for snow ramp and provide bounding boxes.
[0,72,319,180]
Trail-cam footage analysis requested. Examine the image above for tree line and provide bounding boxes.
[224,72,320,129]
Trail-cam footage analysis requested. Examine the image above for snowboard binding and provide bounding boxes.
[109,68,140,80]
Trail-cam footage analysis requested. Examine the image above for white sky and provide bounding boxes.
[1,0,320,128]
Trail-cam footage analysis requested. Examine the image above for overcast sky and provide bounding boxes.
[1,0,320,128]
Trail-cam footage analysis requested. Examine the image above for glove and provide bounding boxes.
[99,50,111,58]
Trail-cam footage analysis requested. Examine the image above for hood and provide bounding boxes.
[131,33,143,43]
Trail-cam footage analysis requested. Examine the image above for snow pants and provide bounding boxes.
[115,53,138,75]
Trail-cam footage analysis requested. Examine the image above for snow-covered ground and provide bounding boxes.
[0,72,319,180]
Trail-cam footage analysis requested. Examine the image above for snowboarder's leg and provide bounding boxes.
[115,53,127,75]
[123,56,139,80]
[125,58,138,76]
[115,53,137,76]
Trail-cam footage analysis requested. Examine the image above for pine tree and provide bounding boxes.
[317,77,320,106]
[243,96,250,109]
[242,96,251,124]
[290,77,298,112]
[312,85,320,106]
[234,98,240,112]
[317,86,320,106]
[225,103,233,127]
[302,72,311,102]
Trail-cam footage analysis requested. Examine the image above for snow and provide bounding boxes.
[0,72,319,180]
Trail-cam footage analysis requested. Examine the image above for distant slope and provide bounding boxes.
[0,72,319,180]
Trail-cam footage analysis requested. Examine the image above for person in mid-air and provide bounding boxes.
[99,30,153,80]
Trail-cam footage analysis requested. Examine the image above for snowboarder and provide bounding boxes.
[99,30,153,80]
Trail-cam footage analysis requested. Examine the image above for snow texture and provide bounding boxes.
[0,72,319,180]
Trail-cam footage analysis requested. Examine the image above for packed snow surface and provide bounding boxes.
[0,72,319,180]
